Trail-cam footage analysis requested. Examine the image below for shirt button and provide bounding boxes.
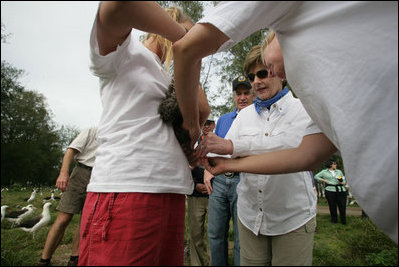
[265,133,269,136]
[267,118,269,121]
[259,208,263,212]
[258,189,262,193]
[272,104,276,108]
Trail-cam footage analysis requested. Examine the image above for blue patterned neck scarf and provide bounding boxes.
[254,87,289,115]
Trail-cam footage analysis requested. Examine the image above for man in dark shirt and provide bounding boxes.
[187,118,215,266]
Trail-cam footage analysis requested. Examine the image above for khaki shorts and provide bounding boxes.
[239,216,316,266]
[56,165,91,214]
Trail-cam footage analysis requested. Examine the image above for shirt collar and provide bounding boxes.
[230,107,238,118]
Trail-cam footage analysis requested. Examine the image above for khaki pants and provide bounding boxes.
[187,196,209,266]
[57,165,91,214]
[238,216,316,266]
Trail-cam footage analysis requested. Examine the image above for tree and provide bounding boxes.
[1,60,65,186]
[1,24,67,186]
[57,124,80,152]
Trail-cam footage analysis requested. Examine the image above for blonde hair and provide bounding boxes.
[260,30,275,64]
[146,6,192,71]
[243,45,263,75]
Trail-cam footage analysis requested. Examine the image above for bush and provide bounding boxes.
[365,248,398,266]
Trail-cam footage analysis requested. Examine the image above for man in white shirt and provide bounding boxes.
[37,127,98,266]
[202,76,254,266]
[173,1,398,243]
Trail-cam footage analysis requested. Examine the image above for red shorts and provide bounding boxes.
[78,192,186,266]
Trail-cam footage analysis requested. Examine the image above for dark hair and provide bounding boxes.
[325,160,337,168]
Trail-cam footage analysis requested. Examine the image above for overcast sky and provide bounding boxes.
[1,1,147,131]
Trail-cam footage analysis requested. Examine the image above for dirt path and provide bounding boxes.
[51,244,72,266]
[317,205,363,216]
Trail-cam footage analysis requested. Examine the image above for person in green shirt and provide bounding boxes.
[314,160,347,224]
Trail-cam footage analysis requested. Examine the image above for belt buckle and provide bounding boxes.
[224,172,234,178]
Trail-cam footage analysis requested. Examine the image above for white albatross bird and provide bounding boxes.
[43,190,61,203]
[1,205,9,222]
[24,189,37,203]
[17,202,52,238]
[5,204,36,226]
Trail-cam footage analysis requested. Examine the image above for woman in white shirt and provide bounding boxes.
[201,44,320,265]
[79,2,209,266]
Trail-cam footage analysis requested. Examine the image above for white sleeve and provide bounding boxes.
[303,119,322,136]
[68,128,91,153]
[198,1,299,52]
[89,15,133,78]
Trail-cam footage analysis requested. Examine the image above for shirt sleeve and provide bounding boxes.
[314,170,325,182]
[68,128,91,154]
[303,119,322,136]
[198,1,300,52]
[89,14,133,78]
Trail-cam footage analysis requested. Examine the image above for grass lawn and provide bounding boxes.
[1,187,397,266]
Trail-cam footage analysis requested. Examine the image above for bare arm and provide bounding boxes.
[196,132,233,157]
[56,148,78,192]
[173,23,229,147]
[197,84,211,129]
[204,133,337,175]
[97,1,187,56]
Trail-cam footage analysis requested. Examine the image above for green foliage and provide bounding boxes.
[1,61,65,186]
[365,248,398,266]
[56,124,80,152]
[313,214,397,266]
[1,23,82,187]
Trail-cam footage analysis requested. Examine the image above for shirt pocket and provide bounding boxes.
[238,128,261,137]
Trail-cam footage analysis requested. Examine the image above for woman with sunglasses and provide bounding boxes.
[199,44,321,265]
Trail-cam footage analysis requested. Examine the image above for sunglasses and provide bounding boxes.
[247,69,268,82]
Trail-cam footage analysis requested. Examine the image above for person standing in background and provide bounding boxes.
[187,118,216,266]
[315,160,347,225]
[203,75,254,266]
[37,127,97,266]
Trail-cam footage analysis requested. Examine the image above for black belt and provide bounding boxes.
[77,162,93,171]
[224,172,239,178]
[326,184,345,192]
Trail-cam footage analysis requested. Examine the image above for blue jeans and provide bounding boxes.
[207,174,240,266]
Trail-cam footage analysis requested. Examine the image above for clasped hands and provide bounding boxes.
[184,130,233,177]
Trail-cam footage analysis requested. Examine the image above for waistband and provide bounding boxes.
[77,162,93,171]
[326,184,345,192]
